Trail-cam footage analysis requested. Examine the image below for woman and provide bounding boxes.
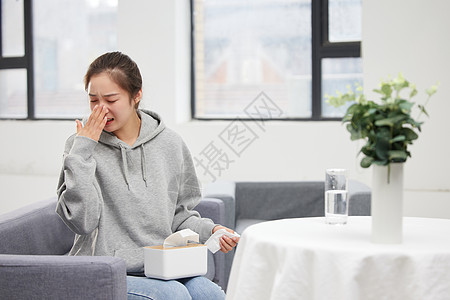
[56,52,238,299]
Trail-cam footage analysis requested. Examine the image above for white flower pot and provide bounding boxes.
[371,163,404,244]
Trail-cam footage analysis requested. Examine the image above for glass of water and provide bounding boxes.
[325,169,349,225]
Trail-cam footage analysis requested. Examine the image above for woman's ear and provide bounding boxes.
[134,89,143,108]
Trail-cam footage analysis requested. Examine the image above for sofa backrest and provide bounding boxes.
[0,198,74,255]
[235,181,324,221]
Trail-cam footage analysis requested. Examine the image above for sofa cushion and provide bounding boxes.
[203,180,236,229]
[235,182,324,221]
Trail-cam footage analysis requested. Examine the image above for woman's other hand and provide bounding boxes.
[76,105,108,142]
[212,225,240,254]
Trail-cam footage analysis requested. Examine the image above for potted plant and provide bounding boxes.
[326,73,439,243]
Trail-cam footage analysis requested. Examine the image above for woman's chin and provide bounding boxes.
[103,124,114,133]
[104,120,115,133]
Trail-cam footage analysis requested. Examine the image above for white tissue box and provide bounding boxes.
[144,244,207,280]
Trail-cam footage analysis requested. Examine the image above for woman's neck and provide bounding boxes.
[114,112,141,146]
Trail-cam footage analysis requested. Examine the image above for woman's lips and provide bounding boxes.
[106,118,114,125]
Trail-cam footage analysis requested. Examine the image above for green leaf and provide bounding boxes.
[373,89,383,95]
[373,159,389,166]
[392,73,409,90]
[409,84,417,98]
[388,150,408,161]
[374,129,390,160]
[361,142,375,156]
[417,104,429,117]
[401,128,419,141]
[360,156,374,168]
[381,84,393,97]
[367,108,377,115]
[398,100,414,113]
[390,135,406,143]
[347,124,362,140]
[426,85,438,96]
[374,115,408,127]
[405,117,423,128]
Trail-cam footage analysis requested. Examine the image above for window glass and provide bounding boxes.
[1,0,25,57]
[328,0,362,42]
[321,57,362,118]
[0,69,27,118]
[33,0,118,118]
[193,0,312,119]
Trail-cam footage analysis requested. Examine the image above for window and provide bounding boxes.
[191,0,362,120]
[0,0,31,119]
[33,0,118,119]
[0,0,118,120]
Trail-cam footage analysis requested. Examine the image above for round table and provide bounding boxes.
[226,217,450,300]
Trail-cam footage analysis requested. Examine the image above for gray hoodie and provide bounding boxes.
[56,109,215,274]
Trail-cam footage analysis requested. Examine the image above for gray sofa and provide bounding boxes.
[0,180,370,297]
[203,180,372,290]
[0,196,226,299]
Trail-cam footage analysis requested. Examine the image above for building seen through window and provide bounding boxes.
[33,0,118,118]
[0,0,118,119]
[1,0,361,120]
[192,0,362,120]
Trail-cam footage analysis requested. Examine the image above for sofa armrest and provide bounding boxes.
[194,197,228,290]
[348,179,371,216]
[0,255,127,300]
[194,197,226,226]
[203,181,236,229]
[0,197,74,255]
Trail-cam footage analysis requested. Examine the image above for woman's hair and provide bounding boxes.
[84,52,142,108]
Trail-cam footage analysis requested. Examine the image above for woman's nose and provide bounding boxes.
[98,100,110,110]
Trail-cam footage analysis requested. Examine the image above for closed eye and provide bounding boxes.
[89,94,98,102]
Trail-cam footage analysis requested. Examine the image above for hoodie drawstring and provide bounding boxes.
[119,144,148,190]
[119,145,131,190]
[141,144,148,187]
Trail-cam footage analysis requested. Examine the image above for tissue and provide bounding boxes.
[205,229,240,253]
[163,229,199,248]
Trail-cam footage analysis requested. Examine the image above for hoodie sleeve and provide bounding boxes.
[56,135,103,235]
[171,141,216,243]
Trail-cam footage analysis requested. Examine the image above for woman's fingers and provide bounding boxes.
[76,105,109,141]
[212,225,239,253]
[219,239,230,253]
[76,119,83,134]
[84,105,97,127]
[220,236,237,253]
[92,106,107,130]
[87,105,107,127]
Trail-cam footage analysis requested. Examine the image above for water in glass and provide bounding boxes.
[325,189,348,225]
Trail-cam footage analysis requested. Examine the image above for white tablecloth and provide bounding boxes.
[226,217,450,300]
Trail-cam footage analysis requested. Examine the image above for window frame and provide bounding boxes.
[190,0,361,121]
[0,0,35,120]
[0,0,118,121]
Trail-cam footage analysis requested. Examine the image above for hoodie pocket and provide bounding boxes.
[114,248,144,273]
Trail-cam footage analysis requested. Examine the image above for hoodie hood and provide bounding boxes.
[98,109,165,149]
[95,109,165,189]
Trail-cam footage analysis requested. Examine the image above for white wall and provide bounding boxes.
[362,0,450,217]
[0,0,449,217]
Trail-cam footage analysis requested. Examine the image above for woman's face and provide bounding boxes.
[87,72,141,134]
